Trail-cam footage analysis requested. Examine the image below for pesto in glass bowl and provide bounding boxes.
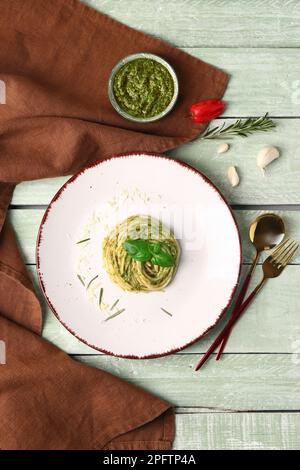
[108,53,179,123]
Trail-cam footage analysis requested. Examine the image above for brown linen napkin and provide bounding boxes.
[0,0,229,450]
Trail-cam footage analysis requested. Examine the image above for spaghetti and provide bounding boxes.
[102,215,180,292]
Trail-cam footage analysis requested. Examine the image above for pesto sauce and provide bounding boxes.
[113,58,174,119]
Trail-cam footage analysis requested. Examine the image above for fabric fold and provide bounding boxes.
[0,0,229,449]
[0,314,174,450]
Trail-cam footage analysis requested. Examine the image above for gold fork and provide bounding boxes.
[195,239,299,371]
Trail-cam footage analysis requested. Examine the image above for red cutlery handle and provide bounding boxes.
[195,279,265,372]
[216,270,252,360]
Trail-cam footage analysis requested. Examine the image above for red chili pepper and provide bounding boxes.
[189,99,225,123]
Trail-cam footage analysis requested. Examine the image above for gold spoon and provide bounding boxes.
[216,213,285,359]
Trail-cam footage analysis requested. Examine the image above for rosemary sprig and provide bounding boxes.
[110,299,120,311]
[201,113,276,139]
[77,274,85,286]
[105,308,125,322]
[160,307,172,317]
[76,237,90,244]
[99,288,104,307]
[86,274,98,290]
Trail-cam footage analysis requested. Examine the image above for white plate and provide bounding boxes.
[37,153,241,358]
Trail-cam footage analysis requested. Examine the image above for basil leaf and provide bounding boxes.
[148,241,161,255]
[123,240,139,255]
[123,239,149,254]
[123,239,175,267]
[123,239,151,262]
[151,251,175,267]
[132,252,151,262]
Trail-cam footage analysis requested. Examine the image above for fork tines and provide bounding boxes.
[271,238,299,266]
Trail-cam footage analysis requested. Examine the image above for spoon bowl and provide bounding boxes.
[249,213,285,253]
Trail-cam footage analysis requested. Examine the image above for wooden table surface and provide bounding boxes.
[10,0,300,449]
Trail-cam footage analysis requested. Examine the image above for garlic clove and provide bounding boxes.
[257,146,280,171]
[217,143,230,154]
[227,166,240,187]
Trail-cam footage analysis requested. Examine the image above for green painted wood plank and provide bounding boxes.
[12,176,68,206]
[9,209,300,265]
[194,49,300,117]
[11,118,300,206]
[83,0,300,48]
[174,412,300,449]
[74,354,300,410]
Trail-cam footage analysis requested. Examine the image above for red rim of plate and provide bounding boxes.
[36,152,242,359]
